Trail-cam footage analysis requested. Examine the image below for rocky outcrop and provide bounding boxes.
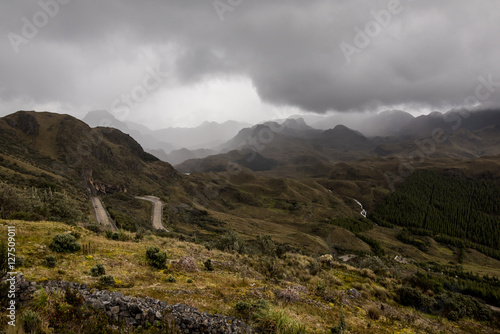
[7,274,251,333]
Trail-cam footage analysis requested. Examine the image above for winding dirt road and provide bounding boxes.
[91,197,117,230]
[135,196,169,231]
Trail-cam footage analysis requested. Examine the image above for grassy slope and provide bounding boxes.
[2,220,498,333]
[362,226,500,278]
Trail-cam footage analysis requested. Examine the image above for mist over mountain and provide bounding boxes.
[176,109,500,174]
[152,120,250,150]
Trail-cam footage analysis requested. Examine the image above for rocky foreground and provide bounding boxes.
[7,273,252,333]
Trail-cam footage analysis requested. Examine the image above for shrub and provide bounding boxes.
[21,309,41,334]
[49,233,81,253]
[234,299,270,322]
[319,254,335,267]
[397,286,432,311]
[258,256,284,279]
[204,259,214,271]
[257,235,277,257]
[187,278,193,284]
[292,284,308,294]
[215,231,246,253]
[99,275,115,287]
[372,286,388,301]
[45,255,57,268]
[235,301,253,317]
[177,256,199,272]
[135,231,144,241]
[358,256,387,274]
[275,287,300,303]
[146,246,167,269]
[90,263,106,277]
[166,275,176,283]
[32,287,48,310]
[257,308,306,334]
[65,286,84,307]
[331,307,347,334]
[308,259,322,276]
[87,224,100,233]
[360,268,377,281]
[367,305,382,320]
[70,231,81,239]
[315,283,326,297]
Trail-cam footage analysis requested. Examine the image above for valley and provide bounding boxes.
[1,109,500,333]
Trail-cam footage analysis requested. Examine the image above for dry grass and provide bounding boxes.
[0,219,496,334]
[366,305,383,320]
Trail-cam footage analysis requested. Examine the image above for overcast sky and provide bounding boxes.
[1,0,499,129]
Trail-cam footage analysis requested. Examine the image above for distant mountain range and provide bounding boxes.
[176,109,500,174]
[82,110,249,164]
[80,109,500,170]
[2,109,500,256]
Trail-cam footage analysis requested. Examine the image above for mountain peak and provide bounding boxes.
[282,117,311,130]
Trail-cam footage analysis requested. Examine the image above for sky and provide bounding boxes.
[0,0,499,129]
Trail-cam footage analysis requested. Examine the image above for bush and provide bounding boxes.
[319,254,335,267]
[358,256,387,274]
[177,256,199,272]
[49,233,81,253]
[65,286,84,307]
[204,259,214,272]
[367,305,382,320]
[257,235,277,257]
[257,308,306,334]
[438,293,493,322]
[275,287,300,303]
[87,224,100,233]
[166,275,176,283]
[21,309,41,334]
[360,268,377,281]
[235,299,270,321]
[331,307,347,334]
[99,275,115,287]
[135,231,144,241]
[90,264,106,277]
[70,231,81,240]
[372,286,388,301]
[187,278,193,284]
[397,286,432,310]
[235,301,252,317]
[45,255,57,268]
[214,231,246,253]
[146,246,167,269]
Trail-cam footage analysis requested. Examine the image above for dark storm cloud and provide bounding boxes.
[1,0,499,114]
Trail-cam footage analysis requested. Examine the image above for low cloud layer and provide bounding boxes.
[1,0,499,126]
